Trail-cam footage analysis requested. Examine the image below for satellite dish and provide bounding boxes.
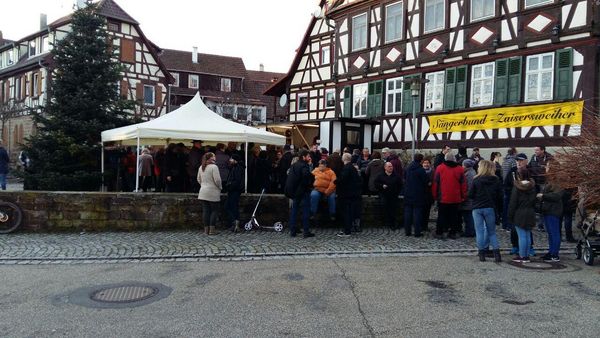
[279,94,288,107]
[312,6,323,18]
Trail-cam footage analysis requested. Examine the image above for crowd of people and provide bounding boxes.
[112,141,574,264]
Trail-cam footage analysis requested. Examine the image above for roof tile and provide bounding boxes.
[160,49,248,79]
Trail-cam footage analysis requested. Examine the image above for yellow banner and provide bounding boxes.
[427,101,584,134]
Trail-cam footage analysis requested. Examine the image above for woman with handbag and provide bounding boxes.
[198,152,222,235]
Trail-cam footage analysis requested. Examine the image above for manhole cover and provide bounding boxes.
[508,260,567,270]
[91,285,158,303]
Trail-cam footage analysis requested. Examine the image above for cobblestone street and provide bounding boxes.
[0,226,577,264]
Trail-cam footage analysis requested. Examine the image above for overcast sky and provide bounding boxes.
[0,0,319,73]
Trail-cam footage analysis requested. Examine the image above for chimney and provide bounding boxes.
[192,46,198,64]
[259,63,264,72]
[40,13,48,30]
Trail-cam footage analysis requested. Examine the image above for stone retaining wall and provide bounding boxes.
[0,192,403,232]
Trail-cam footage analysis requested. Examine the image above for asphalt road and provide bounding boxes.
[1,256,599,338]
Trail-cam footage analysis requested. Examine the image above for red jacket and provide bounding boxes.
[432,161,467,204]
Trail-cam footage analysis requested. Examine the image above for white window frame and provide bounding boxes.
[385,1,404,43]
[321,45,331,65]
[385,77,403,115]
[470,0,495,22]
[352,13,368,52]
[172,73,179,87]
[33,73,39,96]
[325,88,336,109]
[189,74,199,89]
[525,0,553,9]
[424,0,446,33]
[424,71,445,111]
[525,52,554,103]
[143,85,155,106]
[297,93,309,112]
[353,83,368,117]
[28,40,37,57]
[470,62,495,107]
[221,78,231,92]
[41,36,49,54]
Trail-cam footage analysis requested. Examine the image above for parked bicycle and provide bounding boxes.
[0,201,23,234]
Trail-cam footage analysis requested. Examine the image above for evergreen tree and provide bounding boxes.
[23,1,134,191]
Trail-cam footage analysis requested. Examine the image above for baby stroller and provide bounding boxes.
[575,209,600,266]
[244,188,284,232]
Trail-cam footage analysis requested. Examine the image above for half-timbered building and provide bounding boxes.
[0,0,171,157]
[268,0,598,153]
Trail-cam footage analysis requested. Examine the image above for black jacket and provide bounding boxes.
[468,175,502,210]
[508,179,537,230]
[284,160,313,199]
[540,183,563,217]
[403,161,429,206]
[226,163,245,193]
[335,163,362,199]
[375,172,402,199]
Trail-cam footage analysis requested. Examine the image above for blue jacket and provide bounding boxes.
[403,161,430,206]
[0,147,9,174]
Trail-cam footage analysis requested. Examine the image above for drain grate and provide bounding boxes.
[508,261,567,270]
[91,285,158,303]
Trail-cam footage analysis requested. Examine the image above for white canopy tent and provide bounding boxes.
[101,93,286,192]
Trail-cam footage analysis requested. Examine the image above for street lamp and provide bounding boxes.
[403,77,429,158]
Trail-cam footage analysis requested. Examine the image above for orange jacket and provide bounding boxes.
[312,167,336,196]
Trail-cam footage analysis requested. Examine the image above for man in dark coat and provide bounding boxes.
[278,144,294,194]
[186,140,204,193]
[0,141,9,190]
[335,153,363,236]
[224,154,245,232]
[376,162,403,230]
[403,154,430,237]
[433,145,451,168]
[285,150,315,238]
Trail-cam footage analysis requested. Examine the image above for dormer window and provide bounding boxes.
[29,41,36,57]
[41,36,49,53]
[221,78,231,92]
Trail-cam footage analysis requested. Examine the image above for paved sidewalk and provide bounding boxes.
[0,226,576,264]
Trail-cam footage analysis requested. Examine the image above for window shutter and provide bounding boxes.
[444,67,456,110]
[367,82,375,117]
[370,80,383,118]
[120,39,135,63]
[454,66,467,109]
[136,83,143,103]
[155,85,162,108]
[37,72,42,96]
[555,48,573,100]
[120,80,129,99]
[343,86,352,118]
[402,74,422,114]
[494,58,508,105]
[507,57,522,104]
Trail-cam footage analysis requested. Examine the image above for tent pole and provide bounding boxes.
[101,144,105,192]
[135,136,140,192]
[244,141,248,194]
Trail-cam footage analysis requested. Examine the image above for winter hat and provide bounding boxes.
[516,153,528,161]
[445,152,456,162]
[462,159,475,168]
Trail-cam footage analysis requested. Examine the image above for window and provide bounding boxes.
[297,93,308,112]
[221,106,234,119]
[385,2,403,43]
[353,83,368,117]
[525,0,552,8]
[321,45,331,65]
[386,77,403,114]
[172,73,179,87]
[424,0,445,33]
[471,0,495,22]
[525,53,554,102]
[352,13,368,51]
[15,77,22,100]
[237,107,248,121]
[41,36,49,53]
[251,108,263,122]
[325,89,335,108]
[7,50,14,65]
[29,40,37,57]
[470,62,495,107]
[221,78,231,92]
[189,74,199,89]
[424,71,445,111]
[143,85,155,106]
[108,22,120,32]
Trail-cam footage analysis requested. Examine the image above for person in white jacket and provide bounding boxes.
[197,152,222,235]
